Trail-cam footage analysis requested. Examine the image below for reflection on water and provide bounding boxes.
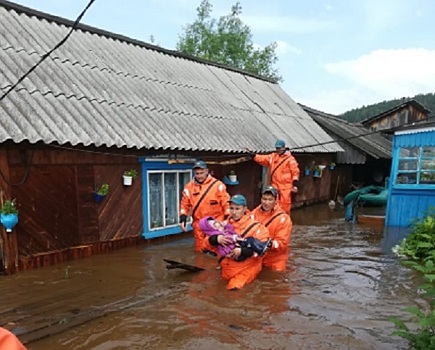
[0,204,420,349]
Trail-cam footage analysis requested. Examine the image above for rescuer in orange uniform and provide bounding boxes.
[179,160,230,253]
[251,139,300,214]
[0,327,26,350]
[205,194,270,290]
[251,186,292,271]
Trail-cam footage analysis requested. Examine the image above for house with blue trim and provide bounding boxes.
[385,124,435,227]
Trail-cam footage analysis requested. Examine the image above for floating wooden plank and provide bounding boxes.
[357,215,385,226]
[163,259,205,273]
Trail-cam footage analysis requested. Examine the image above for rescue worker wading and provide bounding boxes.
[251,186,292,271]
[179,161,230,253]
[251,139,300,214]
[206,194,270,290]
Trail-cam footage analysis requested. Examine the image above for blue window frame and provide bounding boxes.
[140,159,193,239]
[394,146,435,187]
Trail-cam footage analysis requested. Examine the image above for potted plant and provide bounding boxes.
[0,198,19,232]
[93,184,109,202]
[313,166,321,177]
[304,161,315,176]
[228,170,237,183]
[329,162,336,170]
[304,166,311,176]
[123,169,138,186]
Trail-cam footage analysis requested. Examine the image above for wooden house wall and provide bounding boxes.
[386,188,435,227]
[0,144,143,273]
[211,162,262,210]
[367,105,428,132]
[288,154,338,207]
[216,154,341,209]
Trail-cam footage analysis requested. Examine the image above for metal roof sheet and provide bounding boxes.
[0,1,341,154]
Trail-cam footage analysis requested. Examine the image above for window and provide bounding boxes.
[148,170,191,230]
[395,146,435,185]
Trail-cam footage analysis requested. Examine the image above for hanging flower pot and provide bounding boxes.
[329,163,336,170]
[228,170,237,183]
[1,213,18,232]
[0,199,19,232]
[304,168,310,176]
[123,175,133,186]
[93,184,109,202]
[123,169,138,186]
[93,193,106,202]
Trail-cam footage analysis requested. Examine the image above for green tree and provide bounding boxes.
[176,0,281,82]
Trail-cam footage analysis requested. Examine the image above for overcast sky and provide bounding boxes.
[10,0,435,115]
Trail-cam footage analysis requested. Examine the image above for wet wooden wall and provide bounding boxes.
[291,155,338,207]
[1,145,143,274]
[209,154,340,210]
[208,161,262,210]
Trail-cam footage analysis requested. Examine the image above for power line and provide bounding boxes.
[43,114,435,163]
[0,0,97,103]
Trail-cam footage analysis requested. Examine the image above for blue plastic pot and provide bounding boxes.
[1,213,18,232]
[93,193,106,202]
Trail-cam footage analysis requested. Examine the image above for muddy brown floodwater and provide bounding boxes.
[0,204,422,349]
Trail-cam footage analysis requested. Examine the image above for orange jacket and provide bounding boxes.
[254,151,300,191]
[0,328,26,350]
[251,204,292,271]
[216,214,270,290]
[180,175,230,222]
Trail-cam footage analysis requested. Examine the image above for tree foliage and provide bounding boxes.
[176,0,281,82]
[340,92,435,123]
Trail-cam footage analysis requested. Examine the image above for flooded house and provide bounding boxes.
[0,0,342,274]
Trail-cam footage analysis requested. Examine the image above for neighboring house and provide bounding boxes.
[0,1,342,273]
[361,99,431,133]
[385,123,435,227]
[301,104,392,198]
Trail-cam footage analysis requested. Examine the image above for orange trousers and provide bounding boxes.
[220,256,263,290]
[277,188,291,214]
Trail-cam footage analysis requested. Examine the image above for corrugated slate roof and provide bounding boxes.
[300,104,392,162]
[0,0,341,154]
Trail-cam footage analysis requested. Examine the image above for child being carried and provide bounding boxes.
[199,216,272,261]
